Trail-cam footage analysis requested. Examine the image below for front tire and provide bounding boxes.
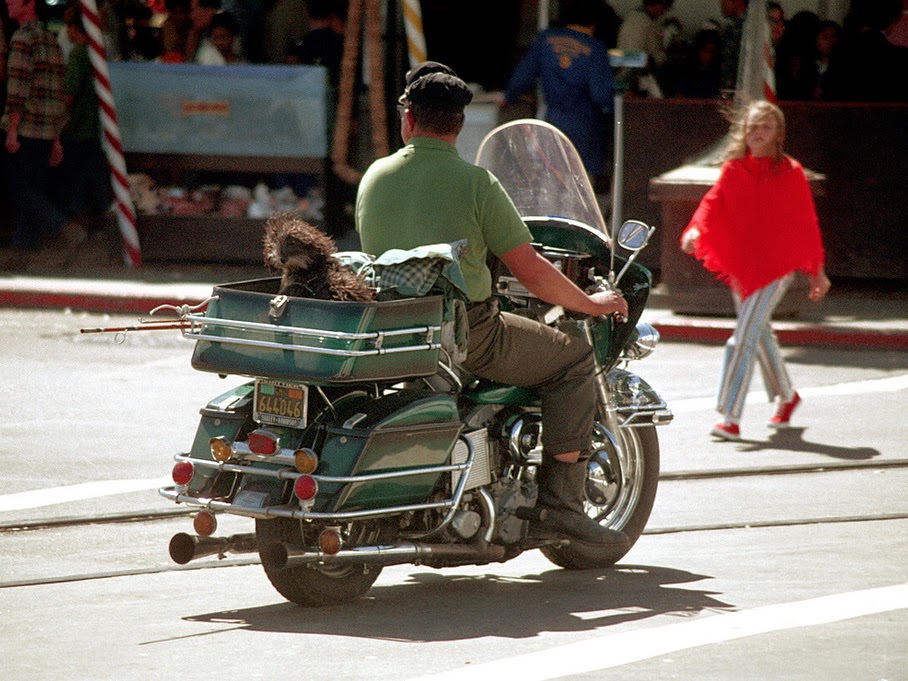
[541,424,660,569]
[256,518,382,607]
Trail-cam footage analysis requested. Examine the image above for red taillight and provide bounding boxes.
[248,429,279,456]
[294,475,318,501]
[172,461,194,485]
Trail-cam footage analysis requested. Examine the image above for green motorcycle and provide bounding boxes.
[159,119,672,606]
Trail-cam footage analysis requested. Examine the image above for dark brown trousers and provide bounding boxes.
[462,299,597,455]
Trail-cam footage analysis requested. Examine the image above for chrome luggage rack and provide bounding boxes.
[180,313,443,358]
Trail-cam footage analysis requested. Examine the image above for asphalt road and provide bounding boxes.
[1,308,906,681]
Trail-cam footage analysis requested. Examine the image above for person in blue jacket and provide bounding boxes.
[504,0,615,188]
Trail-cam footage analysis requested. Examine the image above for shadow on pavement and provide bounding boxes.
[736,427,880,461]
[182,563,734,641]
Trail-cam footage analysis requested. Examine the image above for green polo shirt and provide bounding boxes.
[356,137,532,302]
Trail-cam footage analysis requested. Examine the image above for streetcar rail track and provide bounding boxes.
[3,458,906,534]
[0,557,262,589]
[3,512,907,590]
[660,457,908,481]
[3,459,907,589]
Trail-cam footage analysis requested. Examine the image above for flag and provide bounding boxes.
[737,0,777,104]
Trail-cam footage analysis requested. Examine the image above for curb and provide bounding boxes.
[2,282,906,351]
[0,289,209,315]
[648,317,908,351]
[0,279,213,316]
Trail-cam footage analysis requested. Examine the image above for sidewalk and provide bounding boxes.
[644,283,908,351]
[1,233,906,350]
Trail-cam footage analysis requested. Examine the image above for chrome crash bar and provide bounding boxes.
[160,434,477,532]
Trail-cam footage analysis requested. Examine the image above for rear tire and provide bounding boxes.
[256,518,381,606]
[541,424,660,569]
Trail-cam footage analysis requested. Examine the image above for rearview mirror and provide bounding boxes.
[617,220,654,251]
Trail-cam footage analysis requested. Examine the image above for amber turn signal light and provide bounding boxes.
[209,436,233,462]
[319,529,342,555]
[294,448,318,474]
[193,511,218,537]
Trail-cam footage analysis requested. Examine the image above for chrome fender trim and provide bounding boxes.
[606,368,674,427]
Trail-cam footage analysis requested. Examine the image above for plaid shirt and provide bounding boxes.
[2,20,67,140]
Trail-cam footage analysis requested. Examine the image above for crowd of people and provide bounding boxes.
[60,0,345,67]
[499,0,906,193]
[0,0,902,133]
[4,1,905,97]
[0,0,345,68]
[1,0,906,266]
[596,0,908,102]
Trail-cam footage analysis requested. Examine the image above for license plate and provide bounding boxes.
[233,490,269,509]
[254,380,308,429]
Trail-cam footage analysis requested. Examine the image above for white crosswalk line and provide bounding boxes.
[409,583,908,680]
[0,477,170,513]
[670,373,908,414]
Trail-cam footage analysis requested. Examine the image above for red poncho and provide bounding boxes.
[681,155,826,299]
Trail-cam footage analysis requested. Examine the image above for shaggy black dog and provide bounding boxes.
[262,213,375,302]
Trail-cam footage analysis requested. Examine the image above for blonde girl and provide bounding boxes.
[680,101,831,440]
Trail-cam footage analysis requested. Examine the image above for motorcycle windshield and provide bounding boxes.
[474,119,609,241]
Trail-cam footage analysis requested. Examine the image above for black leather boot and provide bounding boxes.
[521,457,629,546]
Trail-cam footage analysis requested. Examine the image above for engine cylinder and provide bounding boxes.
[507,415,543,464]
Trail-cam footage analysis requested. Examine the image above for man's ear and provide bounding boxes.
[401,108,416,140]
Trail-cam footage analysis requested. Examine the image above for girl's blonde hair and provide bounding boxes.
[724,100,786,164]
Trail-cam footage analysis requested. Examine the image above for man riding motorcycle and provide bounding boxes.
[355,62,629,547]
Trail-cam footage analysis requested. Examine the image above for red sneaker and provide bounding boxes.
[710,422,741,441]
[768,391,801,429]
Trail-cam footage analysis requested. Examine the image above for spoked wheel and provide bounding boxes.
[256,518,382,607]
[541,424,660,569]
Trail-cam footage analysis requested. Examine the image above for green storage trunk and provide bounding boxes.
[188,279,444,383]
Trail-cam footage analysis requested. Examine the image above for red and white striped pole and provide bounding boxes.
[79,0,142,267]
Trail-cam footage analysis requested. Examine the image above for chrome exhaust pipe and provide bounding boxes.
[168,532,258,565]
[265,541,507,570]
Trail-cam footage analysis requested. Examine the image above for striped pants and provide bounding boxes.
[717,274,795,422]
